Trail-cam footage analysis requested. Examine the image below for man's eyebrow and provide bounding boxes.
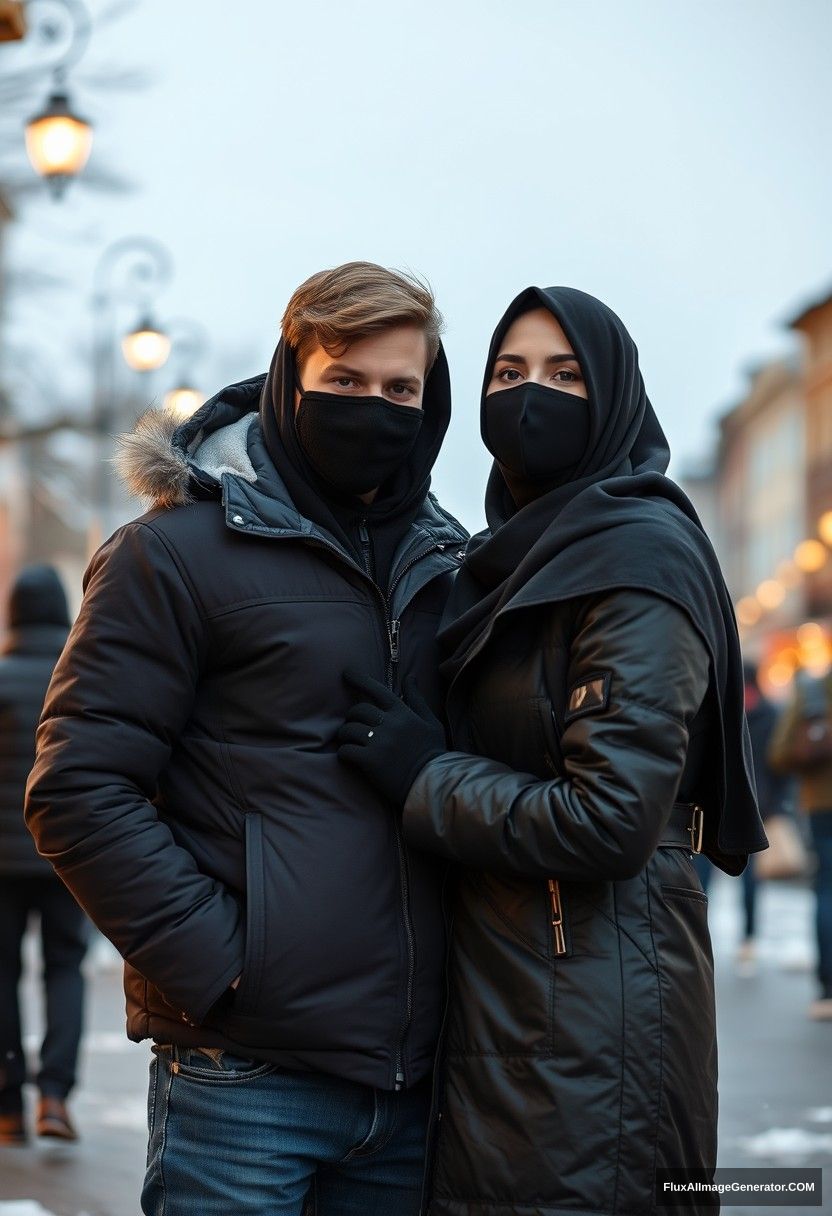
[320,363,368,378]
[320,363,423,385]
[495,352,580,365]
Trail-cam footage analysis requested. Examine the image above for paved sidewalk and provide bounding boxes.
[0,873,829,1215]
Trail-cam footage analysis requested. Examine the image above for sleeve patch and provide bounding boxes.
[565,671,611,723]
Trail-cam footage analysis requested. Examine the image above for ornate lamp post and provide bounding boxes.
[90,237,174,547]
[22,0,94,196]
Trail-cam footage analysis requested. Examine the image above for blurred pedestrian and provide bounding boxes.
[25,263,468,1215]
[0,564,87,1144]
[769,666,832,1020]
[733,661,798,972]
[693,661,798,970]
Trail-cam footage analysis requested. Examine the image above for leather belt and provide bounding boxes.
[658,802,704,854]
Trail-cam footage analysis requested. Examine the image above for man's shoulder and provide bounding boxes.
[118,498,227,553]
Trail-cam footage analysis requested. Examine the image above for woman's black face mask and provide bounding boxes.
[483,381,591,485]
[295,388,424,496]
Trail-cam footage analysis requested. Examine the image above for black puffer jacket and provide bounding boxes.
[0,566,70,877]
[403,589,720,1215]
[25,380,467,1091]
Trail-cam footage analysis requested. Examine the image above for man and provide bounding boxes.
[0,564,87,1144]
[25,262,468,1214]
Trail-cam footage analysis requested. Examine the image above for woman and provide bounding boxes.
[336,286,769,1215]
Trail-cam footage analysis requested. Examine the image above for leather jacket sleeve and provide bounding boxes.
[24,521,245,1022]
[402,589,711,881]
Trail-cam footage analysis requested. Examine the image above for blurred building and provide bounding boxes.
[789,288,832,617]
[682,288,832,695]
[716,357,806,612]
[0,186,19,609]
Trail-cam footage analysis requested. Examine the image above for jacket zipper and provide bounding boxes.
[304,519,450,1091]
[358,517,373,581]
[418,869,454,1214]
[383,539,451,1089]
[548,878,567,956]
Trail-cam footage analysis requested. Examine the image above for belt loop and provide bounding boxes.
[689,805,704,855]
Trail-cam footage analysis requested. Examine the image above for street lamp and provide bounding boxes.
[819,511,832,547]
[794,539,828,574]
[121,316,171,372]
[25,88,92,193]
[22,0,94,197]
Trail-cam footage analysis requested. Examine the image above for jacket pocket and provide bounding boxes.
[534,695,565,777]
[232,812,266,1015]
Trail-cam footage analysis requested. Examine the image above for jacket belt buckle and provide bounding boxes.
[688,805,704,855]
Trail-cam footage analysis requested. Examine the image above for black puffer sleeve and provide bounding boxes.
[403,589,711,881]
[24,520,245,1022]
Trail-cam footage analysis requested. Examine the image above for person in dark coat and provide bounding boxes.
[25,262,468,1215]
[0,563,88,1144]
[693,661,796,972]
[337,287,769,1215]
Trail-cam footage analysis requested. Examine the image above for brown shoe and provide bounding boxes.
[36,1096,78,1141]
[0,1110,27,1145]
[808,996,832,1022]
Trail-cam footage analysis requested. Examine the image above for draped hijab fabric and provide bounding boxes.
[257,336,452,574]
[439,285,767,861]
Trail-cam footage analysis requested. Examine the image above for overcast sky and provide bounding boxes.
[4,0,831,531]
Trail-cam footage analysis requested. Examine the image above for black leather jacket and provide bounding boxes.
[404,589,720,1215]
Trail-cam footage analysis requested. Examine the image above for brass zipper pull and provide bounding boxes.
[548,878,567,956]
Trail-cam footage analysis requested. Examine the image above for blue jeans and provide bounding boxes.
[809,809,832,993]
[142,1045,433,1215]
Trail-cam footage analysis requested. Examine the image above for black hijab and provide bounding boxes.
[258,336,452,579]
[439,285,767,865]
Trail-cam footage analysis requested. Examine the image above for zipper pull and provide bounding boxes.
[395,1070,405,1091]
[389,619,401,663]
[358,517,372,575]
[548,878,567,956]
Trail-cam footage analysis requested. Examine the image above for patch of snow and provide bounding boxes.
[738,1126,832,1160]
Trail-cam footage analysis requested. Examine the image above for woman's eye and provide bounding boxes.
[554,369,580,383]
[334,377,355,388]
[498,368,522,382]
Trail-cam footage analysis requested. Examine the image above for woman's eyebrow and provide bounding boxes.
[495,352,579,364]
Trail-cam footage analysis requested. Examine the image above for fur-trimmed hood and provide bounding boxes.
[113,375,265,509]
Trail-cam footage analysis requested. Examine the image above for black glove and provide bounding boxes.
[336,669,447,809]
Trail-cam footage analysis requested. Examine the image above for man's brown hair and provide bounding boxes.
[282,260,443,371]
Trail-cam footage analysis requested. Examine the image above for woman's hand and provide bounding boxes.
[336,670,447,809]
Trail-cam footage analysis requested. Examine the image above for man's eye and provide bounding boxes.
[334,377,355,388]
[390,384,413,397]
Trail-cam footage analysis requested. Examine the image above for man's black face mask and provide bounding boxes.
[295,388,424,497]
